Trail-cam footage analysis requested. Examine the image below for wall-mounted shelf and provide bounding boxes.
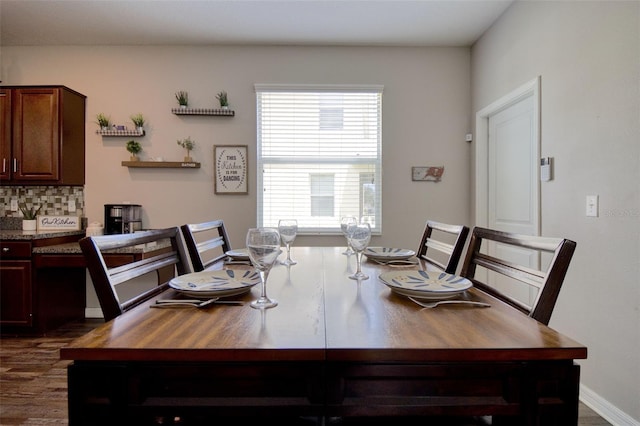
[171,108,235,117]
[97,129,146,137]
[122,161,200,169]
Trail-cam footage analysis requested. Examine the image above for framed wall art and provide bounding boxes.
[214,145,248,194]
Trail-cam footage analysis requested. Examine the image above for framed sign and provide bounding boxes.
[214,145,248,194]
[412,166,444,182]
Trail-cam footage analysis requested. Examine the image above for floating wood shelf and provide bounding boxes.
[97,129,146,137]
[171,108,235,117]
[122,161,201,169]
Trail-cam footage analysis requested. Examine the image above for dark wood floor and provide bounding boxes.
[1,319,611,425]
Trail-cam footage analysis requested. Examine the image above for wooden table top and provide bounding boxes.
[61,246,587,363]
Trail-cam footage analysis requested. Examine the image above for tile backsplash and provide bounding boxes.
[0,186,85,218]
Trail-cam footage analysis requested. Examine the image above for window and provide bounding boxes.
[256,84,383,234]
[310,174,335,217]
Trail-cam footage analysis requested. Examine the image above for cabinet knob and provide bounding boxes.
[2,247,9,253]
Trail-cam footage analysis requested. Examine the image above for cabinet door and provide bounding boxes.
[0,260,33,326]
[12,87,60,182]
[0,89,10,181]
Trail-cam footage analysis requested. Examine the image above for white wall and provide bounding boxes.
[2,44,472,309]
[471,1,639,424]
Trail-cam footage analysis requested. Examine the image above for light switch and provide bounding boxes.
[68,199,76,213]
[10,199,18,211]
[586,195,598,217]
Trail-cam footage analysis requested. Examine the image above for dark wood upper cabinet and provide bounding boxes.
[0,86,86,185]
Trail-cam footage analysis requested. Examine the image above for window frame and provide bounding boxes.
[255,84,383,235]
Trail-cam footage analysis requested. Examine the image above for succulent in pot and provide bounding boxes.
[216,91,229,109]
[175,91,189,108]
[177,137,195,161]
[130,113,145,131]
[126,140,142,161]
[96,113,111,130]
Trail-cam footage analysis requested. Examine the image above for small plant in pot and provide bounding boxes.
[216,91,229,109]
[130,113,145,132]
[20,203,42,231]
[175,91,189,108]
[126,140,142,161]
[96,113,111,131]
[177,137,195,162]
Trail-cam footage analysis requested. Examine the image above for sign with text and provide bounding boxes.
[37,215,81,231]
[214,145,248,194]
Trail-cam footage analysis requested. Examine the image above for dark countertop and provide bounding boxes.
[32,240,171,254]
[0,229,86,241]
[1,230,170,254]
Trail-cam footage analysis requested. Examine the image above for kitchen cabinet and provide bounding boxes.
[0,86,86,185]
[0,234,86,335]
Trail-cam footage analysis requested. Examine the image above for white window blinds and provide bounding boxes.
[255,84,383,234]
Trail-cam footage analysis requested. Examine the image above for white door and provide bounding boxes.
[475,78,541,304]
[488,94,537,237]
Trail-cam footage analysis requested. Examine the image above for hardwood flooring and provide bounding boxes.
[1,319,612,425]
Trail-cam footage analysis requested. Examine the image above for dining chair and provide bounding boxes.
[180,220,231,272]
[416,220,470,274]
[460,226,577,325]
[79,227,185,322]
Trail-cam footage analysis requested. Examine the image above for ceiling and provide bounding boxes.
[0,0,513,47]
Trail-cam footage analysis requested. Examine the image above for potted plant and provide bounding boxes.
[175,91,189,109]
[216,91,229,109]
[126,140,142,161]
[19,203,42,231]
[130,113,145,132]
[96,113,111,131]
[177,137,195,162]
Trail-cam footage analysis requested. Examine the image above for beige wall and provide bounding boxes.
[3,45,472,250]
[471,1,639,423]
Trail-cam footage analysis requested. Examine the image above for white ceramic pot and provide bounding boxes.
[86,222,104,236]
[22,219,37,231]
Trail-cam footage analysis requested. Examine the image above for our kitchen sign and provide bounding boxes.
[37,215,81,231]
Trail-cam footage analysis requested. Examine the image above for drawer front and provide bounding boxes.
[0,241,32,259]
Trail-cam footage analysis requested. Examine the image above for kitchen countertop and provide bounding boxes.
[1,230,170,254]
[0,229,86,241]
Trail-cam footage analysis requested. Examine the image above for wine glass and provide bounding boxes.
[246,228,281,309]
[348,222,371,280]
[340,216,357,255]
[278,219,298,266]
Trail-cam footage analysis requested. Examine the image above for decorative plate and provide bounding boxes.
[225,248,250,260]
[379,270,472,300]
[364,247,416,261]
[169,269,259,298]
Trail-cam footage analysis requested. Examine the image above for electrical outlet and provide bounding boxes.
[10,199,18,211]
[586,195,598,217]
[68,199,76,213]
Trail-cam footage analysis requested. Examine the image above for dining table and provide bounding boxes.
[60,246,587,425]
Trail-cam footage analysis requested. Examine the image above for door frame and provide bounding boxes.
[474,76,541,235]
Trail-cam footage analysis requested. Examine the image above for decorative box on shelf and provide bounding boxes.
[97,129,145,137]
[121,161,201,169]
[171,108,235,117]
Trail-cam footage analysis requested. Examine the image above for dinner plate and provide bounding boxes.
[225,248,250,260]
[364,247,416,261]
[169,269,260,298]
[379,270,472,300]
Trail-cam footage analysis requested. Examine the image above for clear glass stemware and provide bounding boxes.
[246,227,281,309]
[348,222,371,280]
[278,219,298,266]
[340,216,357,255]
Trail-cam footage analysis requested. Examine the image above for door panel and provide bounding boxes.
[12,88,60,181]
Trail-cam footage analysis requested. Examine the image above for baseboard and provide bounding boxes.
[580,384,639,426]
[85,307,104,319]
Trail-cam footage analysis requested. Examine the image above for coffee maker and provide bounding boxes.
[104,204,142,235]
